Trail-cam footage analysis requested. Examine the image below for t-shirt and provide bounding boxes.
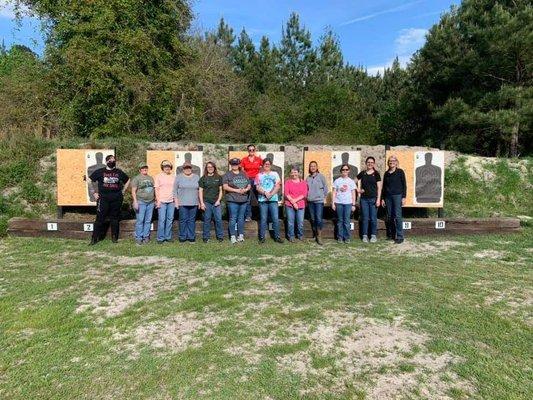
[333,177,356,205]
[284,179,308,209]
[357,170,381,199]
[199,174,222,204]
[173,174,199,206]
[89,168,129,198]
[131,174,155,202]
[223,171,249,203]
[256,171,281,202]
[241,156,262,179]
[155,172,175,203]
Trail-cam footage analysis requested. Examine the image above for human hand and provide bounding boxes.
[332,203,336,211]
[375,199,380,208]
[94,193,100,201]
[401,198,406,207]
[133,201,138,211]
[214,200,221,207]
[381,199,386,207]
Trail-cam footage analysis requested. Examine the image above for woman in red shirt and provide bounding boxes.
[241,144,262,221]
[284,166,308,242]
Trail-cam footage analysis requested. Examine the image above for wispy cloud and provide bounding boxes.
[340,0,424,26]
[366,27,428,76]
[0,0,29,19]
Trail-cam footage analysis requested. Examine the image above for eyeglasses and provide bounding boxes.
[248,149,255,152]
[366,161,375,164]
[341,168,349,171]
[207,166,215,169]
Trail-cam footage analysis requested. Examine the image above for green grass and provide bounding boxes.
[0,230,531,399]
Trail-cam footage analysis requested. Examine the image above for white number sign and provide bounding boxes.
[403,221,412,230]
[46,222,58,231]
[83,223,94,232]
[435,221,446,229]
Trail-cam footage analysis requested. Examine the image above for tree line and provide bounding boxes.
[0,0,531,156]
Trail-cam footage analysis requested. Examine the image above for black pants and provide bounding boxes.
[92,195,123,241]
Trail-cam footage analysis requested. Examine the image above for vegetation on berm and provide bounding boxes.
[0,0,531,156]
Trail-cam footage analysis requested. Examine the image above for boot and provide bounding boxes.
[316,229,323,245]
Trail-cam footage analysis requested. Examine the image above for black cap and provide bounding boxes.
[105,154,115,162]
[229,158,241,166]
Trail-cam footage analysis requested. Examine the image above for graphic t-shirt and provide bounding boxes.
[357,170,381,198]
[89,168,129,197]
[131,174,155,202]
[256,171,280,202]
[241,156,262,179]
[199,174,223,204]
[223,171,249,203]
[333,177,356,205]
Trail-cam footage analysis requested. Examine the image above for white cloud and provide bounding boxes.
[340,0,424,26]
[0,0,29,19]
[366,28,428,76]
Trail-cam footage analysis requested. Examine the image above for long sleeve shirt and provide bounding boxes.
[382,168,407,198]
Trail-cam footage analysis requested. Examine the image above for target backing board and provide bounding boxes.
[331,151,361,182]
[57,149,115,206]
[146,151,203,178]
[384,150,444,208]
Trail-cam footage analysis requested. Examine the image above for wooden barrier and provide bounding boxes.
[7,217,521,240]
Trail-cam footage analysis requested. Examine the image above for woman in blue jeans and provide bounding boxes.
[357,157,382,243]
[131,162,155,245]
[381,155,406,244]
[222,158,251,244]
[199,161,224,243]
[173,162,200,243]
[256,158,284,244]
[332,165,356,244]
[306,161,328,245]
[284,166,308,242]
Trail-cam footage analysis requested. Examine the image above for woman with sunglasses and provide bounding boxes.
[357,156,382,243]
[223,158,251,244]
[199,161,224,243]
[241,144,262,221]
[332,164,356,244]
[173,161,200,243]
[382,155,406,244]
[256,158,283,244]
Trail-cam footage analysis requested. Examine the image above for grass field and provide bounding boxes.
[0,230,532,399]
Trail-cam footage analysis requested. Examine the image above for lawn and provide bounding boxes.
[0,230,531,399]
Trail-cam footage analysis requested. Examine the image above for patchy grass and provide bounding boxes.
[0,230,532,399]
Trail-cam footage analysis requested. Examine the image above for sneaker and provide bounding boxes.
[237,234,244,242]
[288,237,295,243]
[362,235,369,243]
[370,235,377,243]
[394,238,404,244]
[337,239,344,244]
[258,237,266,244]
[142,238,150,244]
[203,238,209,243]
[135,239,143,246]
[230,235,237,244]
[344,239,351,244]
[217,237,224,242]
[274,237,284,244]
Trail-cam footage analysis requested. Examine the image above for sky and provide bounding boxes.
[1,0,460,75]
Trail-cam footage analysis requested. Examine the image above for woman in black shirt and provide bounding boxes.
[356,156,382,243]
[381,155,407,244]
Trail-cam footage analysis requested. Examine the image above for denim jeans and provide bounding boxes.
[386,194,404,240]
[360,197,378,237]
[308,201,324,231]
[178,205,197,241]
[335,203,352,241]
[245,178,257,220]
[135,200,154,240]
[285,206,305,239]
[227,201,247,237]
[202,202,223,240]
[157,202,175,241]
[259,201,280,239]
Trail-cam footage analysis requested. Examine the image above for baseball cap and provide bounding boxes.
[138,162,148,169]
[182,161,192,169]
[229,158,241,166]
[161,160,173,168]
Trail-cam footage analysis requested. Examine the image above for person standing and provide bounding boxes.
[199,161,224,243]
[256,158,283,244]
[154,160,175,243]
[131,162,155,245]
[223,158,251,244]
[357,156,382,243]
[174,162,200,243]
[332,165,356,244]
[88,155,129,245]
[306,161,328,245]
[241,144,262,221]
[382,155,407,244]
[284,166,308,242]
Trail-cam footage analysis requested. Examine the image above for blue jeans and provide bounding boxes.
[227,201,247,237]
[308,201,324,231]
[285,206,305,239]
[360,197,378,237]
[259,201,280,239]
[157,202,175,241]
[245,178,256,219]
[203,202,223,240]
[386,194,404,240]
[135,200,154,240]
[178,205,197,241]
[335,203,352,241]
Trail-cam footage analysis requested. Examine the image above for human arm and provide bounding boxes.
[215,182,223,206]
[376,173,382,207]
[401,169,407,206]
[173,176,180,208]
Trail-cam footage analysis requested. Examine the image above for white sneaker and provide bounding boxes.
[362,235,369,243]
[230,235,237,244]
[370,235,377,243]
[237,234,244,242]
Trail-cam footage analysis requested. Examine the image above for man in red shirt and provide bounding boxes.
[241,144,262,221]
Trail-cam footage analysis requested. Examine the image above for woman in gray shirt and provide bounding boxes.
[306,161,328,245]
[174,162,200,243]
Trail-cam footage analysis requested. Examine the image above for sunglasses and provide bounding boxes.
[248,149,256,152]
[341,168,349,171]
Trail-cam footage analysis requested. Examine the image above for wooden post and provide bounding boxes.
[198,145,204,151]
[57,206,64,219]
[438,208,444,218]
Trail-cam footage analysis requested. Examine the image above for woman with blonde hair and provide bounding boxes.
[155,160,175,243]
[382,155,407,244]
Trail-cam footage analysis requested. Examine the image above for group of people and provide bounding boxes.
[87,145,407,246]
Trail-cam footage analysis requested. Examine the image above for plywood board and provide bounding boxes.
[384,150,444,208]
[303,151,333,205]
[146,151,203,178]
[57,149,114,206]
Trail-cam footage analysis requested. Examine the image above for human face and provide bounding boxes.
[183,166,192,175]
[366,159,375,170]
[248,146,256,155]
[309,162,317,174]
[206,164,215,175]
[341,166,350,177]
[290,169,299,180]
[388,157,398,170]
[140,167,148,175]
[231,163,240,172]
[263,161,271,172]
[163,165,172,174]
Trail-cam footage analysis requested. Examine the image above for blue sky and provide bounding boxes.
[1,0,460,75]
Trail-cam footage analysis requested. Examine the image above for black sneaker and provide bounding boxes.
[394,239,404,244]
[203,238,209,243]
[111,237,118,244]
[258,238,266,244]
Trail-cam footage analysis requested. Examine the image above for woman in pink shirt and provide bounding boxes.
[284,166,309,242]
[154,160,175,243]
